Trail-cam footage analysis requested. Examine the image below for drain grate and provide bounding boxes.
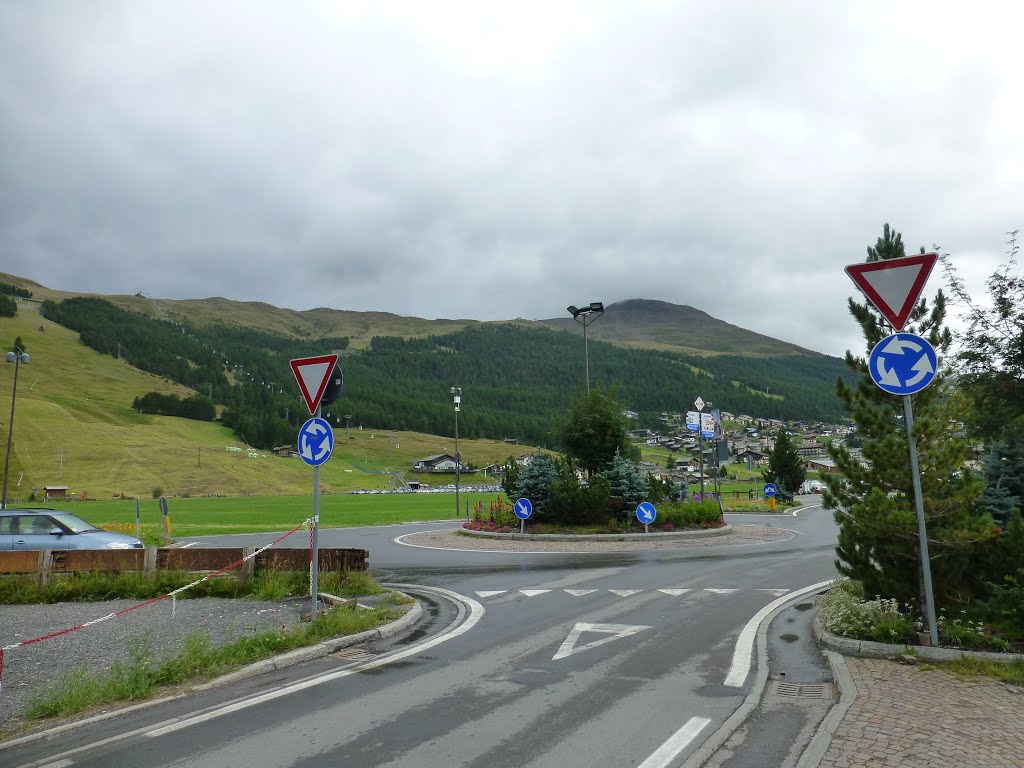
[769,681,834,699]
[332,646,377,663]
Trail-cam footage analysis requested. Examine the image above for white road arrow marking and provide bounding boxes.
[552,622,652,660]
[875,358,902,387]
[608,589,642,597]
[904,353,934,387]
[476,591,507,598]
[657,589,692,596]
[881,336,923,355]
[519,589,550,597]
[705,588,739,595]
[564,589,598,596]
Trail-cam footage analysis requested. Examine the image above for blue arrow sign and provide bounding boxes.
[763,483,778,498]
[298,417,334,467]
[636,501,657,525]
[868,333,938,396]
[514,498,533,520]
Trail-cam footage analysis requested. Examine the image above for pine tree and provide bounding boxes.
[823,224,996,624]
[604,448,648,508]
[982,431,1024,527]
[763,429,805,498]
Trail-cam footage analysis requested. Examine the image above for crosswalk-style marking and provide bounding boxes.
[470,587,791,601]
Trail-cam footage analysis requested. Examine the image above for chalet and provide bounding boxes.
[412,453,460,473]
[502,437,518,445]
[516,454,536,467]
[736,448,768,470]
[804,458,841,474]
[796,442,828,459]
[272,445,299,457]
[482,463,506,477]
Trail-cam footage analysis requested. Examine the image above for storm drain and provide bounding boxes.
[768,681,834,700]
[332,646,377,663]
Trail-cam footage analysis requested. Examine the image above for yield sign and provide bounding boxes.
[844,252,937,331]
[290,354,339,414]
[552,622,652,660]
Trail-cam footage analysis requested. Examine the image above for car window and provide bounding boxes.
[49,512,96,533]
[0,516,16,535]
[30,515,56,533]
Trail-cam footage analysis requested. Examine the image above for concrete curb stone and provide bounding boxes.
[458,524,733,541]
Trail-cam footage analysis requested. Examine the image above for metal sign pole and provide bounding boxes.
[311,404,321,621]
[903,394,939,646]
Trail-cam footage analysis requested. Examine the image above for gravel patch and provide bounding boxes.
[402,524,792,552]
[0,595,308,728]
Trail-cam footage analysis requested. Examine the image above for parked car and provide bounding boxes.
[0,509,144,550]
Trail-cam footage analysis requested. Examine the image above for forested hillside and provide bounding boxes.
[40,297,851,450]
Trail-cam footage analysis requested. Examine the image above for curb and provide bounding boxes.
[794,651,858,768]
[457,524,733,541]
[195,595,423,690]
[812,616,1024,664]
[0,592,423,750]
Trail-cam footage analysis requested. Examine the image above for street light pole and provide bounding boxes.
[2,347,30,510]
[567,302,604,393]
[450,387,462,517]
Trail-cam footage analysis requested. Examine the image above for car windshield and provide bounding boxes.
[48,512,100,533]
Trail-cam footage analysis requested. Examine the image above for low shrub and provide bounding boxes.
[471,497,518,529]
[656,498,723,529]
[817,580,918,644]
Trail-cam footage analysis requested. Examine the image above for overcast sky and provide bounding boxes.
[1,1,1020,357]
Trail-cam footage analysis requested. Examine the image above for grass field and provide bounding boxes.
[22,491,506,537]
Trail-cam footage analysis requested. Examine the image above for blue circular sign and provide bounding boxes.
[636,501,657,525]
[513,498,533,520]
[298,417,334,467]
[763,483,778,498]
[868,333,938,396]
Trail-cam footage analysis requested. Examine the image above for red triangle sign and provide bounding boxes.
[844,253,937,331]
[290,354,339,414]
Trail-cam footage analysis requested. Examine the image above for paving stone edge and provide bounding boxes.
[458,524,734,541]
[811,615,1024,663]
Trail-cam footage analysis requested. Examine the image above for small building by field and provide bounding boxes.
[44,485,69,499]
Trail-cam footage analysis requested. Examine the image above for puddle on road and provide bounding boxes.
[794,602,814,611]
[779,633,800,643]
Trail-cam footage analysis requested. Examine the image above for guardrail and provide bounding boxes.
[0,547,368,587]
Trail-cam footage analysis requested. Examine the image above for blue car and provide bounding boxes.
[0,509,144,550]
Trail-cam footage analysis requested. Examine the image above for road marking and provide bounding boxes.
[37,761,74,768]
[476,590,507,597]
[724,579,832,687]
[552,622,652,660]
[564,589,598,596]
[180,542,199,549]
[608,589,642,597]
[518,589,551,597]
[143,585,484,738]
[657,589,691,596]
[705,588,738,595]
[636,716,712,768]
[756,588,790,596]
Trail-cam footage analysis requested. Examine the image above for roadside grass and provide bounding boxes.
[19,492,506,537]
[934,657,1024,687]
[23,601,403,720]
[0,569,379,605]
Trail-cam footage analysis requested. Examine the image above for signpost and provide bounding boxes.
[290,354,341,622]
[763,482,777,512]
[694,398,707,497]
[636,501,656,533]
[514,497,533,534]
[846,254,940,645]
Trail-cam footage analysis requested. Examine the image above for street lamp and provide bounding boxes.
[450,387,463,517]
[567,301,604,392]
[2,347,30,510]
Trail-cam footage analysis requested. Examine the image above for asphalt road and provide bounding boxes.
[1,499,839,768]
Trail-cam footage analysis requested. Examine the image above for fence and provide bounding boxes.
[0,547,368,587]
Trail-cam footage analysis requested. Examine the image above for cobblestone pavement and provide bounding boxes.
[819,658,1024,768]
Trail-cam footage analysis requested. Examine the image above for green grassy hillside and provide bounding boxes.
[0,306,520,502]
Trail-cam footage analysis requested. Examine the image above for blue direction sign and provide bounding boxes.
[514,498,533,520]
[636,502,657,525]
[298,417,334,467]
[763,483,778,498]
[868,333,938,396]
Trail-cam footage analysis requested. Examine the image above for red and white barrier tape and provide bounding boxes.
[0,519,312,692]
